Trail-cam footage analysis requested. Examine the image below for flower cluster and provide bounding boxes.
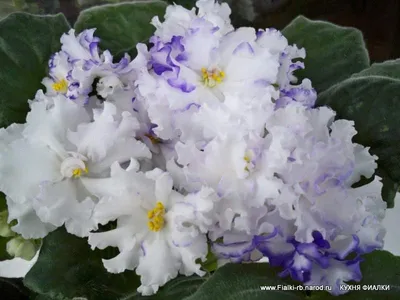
[0,0,386,296]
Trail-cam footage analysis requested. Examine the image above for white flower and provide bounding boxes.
[137,8,317,143]
[263,104,380,242]
[256,28,317,108]
[167,133,282,236]
[87,160,218,295]
[0,93,150,238]
[136,19,281,141]
[41,51,71,97]
[196,0,233,35]
[136,1,287,140]
[174,90,276,145]
[42,29,138,105]
[0,0,388,296]
[151,0,233,43]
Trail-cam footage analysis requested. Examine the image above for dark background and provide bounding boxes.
[0,0,399,62]
[251,0,400,62]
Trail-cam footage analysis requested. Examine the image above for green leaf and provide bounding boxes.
[34,295,56,300]
[377,168,398,209]
[352,59,400,81]
[0,1,20,19]
[317,76,400,203]
[74,0,167,57]
[200,250,218,273]
[282,16,370,92]
[310,250,400,300]
[0,12,70,128]
[24,227,142,300]
[24,227,306,300]
[344,59,400,208]
[24,226,206,300]
[185,263,305,300]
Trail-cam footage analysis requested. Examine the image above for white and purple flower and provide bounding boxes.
[0,0,390,297]
[87,161,219,295]
[208,103,386,295]
[42,29,138,106]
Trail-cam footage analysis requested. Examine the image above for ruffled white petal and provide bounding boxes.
[7,197,56,239]
[0,139,62,204]
[24,94,90,155]
[136,236,181,295]
[102,243,141,273]
[33,179,97,237]
[67,102,140,162]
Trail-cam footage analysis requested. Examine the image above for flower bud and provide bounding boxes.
[6,236,39,261]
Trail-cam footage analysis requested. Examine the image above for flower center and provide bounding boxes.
[96,75,123,98]
[244,150,255,172]
[52,78,68,93]
[72,166,89,178]
[147,202,165,232]
[201,67,225,88]
[60,153,89,179]
[144,133,162,145]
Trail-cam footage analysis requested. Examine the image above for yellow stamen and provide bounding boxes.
[52,79,68,93]
[201,67,225,88]
[148,221,155,231]
[244,153,252,172]
[145,133,162,145]
[72,165,88,178]
[147,210,155,219]
[147,201,166,232]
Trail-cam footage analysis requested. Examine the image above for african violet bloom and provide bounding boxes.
[209,103,386,294]
[255,176,385,295]
[137,27,280,142]
[134,0,316,147]
[151,0,234,42]
[0,91,151,238]
[87,160,218,295]
[167,132,283,236]
[263,104,381,239]
[0,0,390,297]
[212,179,385,295]
[256,28,317,109]
[42,29,139,105]
[259,229,363,296]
